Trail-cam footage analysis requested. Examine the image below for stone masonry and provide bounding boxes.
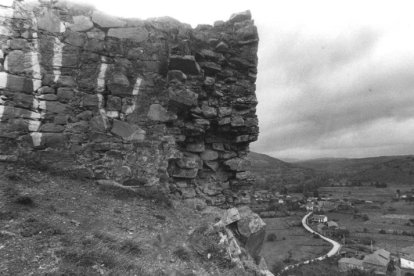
[0,1,259,206]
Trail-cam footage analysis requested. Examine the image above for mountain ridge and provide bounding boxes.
[249,152,414,187]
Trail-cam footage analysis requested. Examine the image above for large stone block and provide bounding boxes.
[30,133,67,148]
[176,156,201,169]
[200,150,219,161]
[43,102,71,114]
[39,123,65,133]
[0,72,36,93]
[107,27,149,42]
[68,15,94,32]
[111,120,145,142]
[221,207,241,225]
[82,94,100,108]
[56,88,74,103]
[224,157,251,171]
[108,73,130,96]
[0,106,41,120]
[186,142,205,153]
[92,11,126,28]
[10,93,33,109]
[4,50,36,76]
[106,96,122,111]
[169,88,198,106]
[236,206,266,261]
[147,104,177,122]
[90,115,109,132]
[37,10,65,33]
[229,10,251,23]
[172,168,198,179]
[169,55,200,75]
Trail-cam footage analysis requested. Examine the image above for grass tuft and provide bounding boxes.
[15,195,34,206]
[173,246,191,261]
[119,239,143,256]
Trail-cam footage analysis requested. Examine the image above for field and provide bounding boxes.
[261,213,331,272]
[319,186,414,255]
[319,184,412,202]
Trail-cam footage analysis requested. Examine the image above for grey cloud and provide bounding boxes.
[252,27,414,159]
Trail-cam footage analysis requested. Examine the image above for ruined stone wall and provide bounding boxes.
[0,0,259,206]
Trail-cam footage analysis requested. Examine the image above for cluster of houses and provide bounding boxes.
[309,214,349,241]
[339,249,390,275]
[397,245,414,276]
[305,200,338,212]
[252,190,349,210]
[338,246,414,275]
[396,190,414,202]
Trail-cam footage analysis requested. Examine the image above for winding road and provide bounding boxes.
[277,212,342,275]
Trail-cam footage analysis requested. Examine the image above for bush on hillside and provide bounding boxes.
[267,233,277,242]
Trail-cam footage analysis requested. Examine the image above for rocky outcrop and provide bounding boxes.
[190,206,273,275]
[0,1,259,206]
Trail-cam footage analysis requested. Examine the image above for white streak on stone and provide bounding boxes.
[106,111,119,118]
[28,112,42,120]
[32,79,42,91]
[53,37,63,83]
[97,56,108,92]
[0,105,4,121]
[60,22,66,33]
[32,99,47,110]
[28,120,41,132]
[123,77,142,116]
[27,18,43,145]
[30,132,42,147]
[0,72,8,90]
[30,43,41,80]
[96,56,109,129]
[132,77,142,95]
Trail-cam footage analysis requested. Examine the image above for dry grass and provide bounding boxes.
[0,163,236,275]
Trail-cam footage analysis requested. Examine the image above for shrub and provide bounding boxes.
[359,237,373,245]
[119,239,142,255]
[362,214,369,221]
[173,246,191,261]
[14,195,34,206]
[271,262,284,274]
[267,233,277,242]
[379,229,386,234]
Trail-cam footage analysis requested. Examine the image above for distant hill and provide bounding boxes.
[295,155,414,185]
[247,152,328,191]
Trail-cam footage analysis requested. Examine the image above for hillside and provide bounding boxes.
[0,162,270,275]
[247,152,328,191]
[295,155,414,185]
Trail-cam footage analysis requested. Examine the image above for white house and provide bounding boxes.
[312,214,328,223]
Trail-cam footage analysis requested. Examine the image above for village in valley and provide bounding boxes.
[250,185,414,275]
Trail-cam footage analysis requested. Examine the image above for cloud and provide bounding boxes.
[252,25,414,159]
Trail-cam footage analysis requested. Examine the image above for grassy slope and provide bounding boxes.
[0,163,240,276]
[295,155,414,184]
[247,152,324,190]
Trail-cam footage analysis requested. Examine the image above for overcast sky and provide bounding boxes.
[82,0,414,160]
